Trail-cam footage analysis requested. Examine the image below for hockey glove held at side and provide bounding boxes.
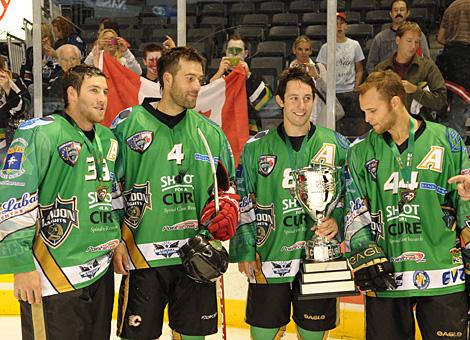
[201,190,240,241]
[349,243,397,292]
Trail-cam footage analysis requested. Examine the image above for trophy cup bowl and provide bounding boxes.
[290,164,342,262]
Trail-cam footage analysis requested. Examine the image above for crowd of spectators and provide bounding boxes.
[0,0,468,164]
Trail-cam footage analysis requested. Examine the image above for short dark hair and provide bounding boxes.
[228,34,249,51]
[62,64,107,108]
[355,70,407,106]
[276,66,316,101]
[157,46,205,89]
[391,0,409,11]
[143,43,163,59]
[100,18,121,37]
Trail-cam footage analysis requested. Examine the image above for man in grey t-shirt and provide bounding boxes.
[366,0,430,74]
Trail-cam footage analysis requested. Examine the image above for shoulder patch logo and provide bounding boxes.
[123,182,152,228]
[126,131,153,154]
[365,159,379,181]
[111,108,131,129]
[39,196,79,249]
[1,138,27,179]
[258,155,276,177]
[446,127,465,153]
[107,139,118,161]
[335,132,350,150]
[255,203,276,246]
[58,141,82,167]
[18,116,54,130]
[247,130,269,144]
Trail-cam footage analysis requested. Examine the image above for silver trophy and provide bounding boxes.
[290,164,342,262]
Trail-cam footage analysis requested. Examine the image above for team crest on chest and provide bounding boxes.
[58,141,82,167]
[365,159,379,181]
[258,155,277,177]
[255,203,276,246]
[123,182,152,228]
[126,131,153,154]
[39,196,79,248]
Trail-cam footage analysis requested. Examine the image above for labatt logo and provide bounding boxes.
[0,192,38,224]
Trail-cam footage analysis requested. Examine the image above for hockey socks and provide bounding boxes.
[250,325,287,339]
[171,330,205,340]
[296,325,327,340]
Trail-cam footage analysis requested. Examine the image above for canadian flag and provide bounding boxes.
[100,52,249,162]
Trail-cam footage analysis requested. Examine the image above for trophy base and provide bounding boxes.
[299,257,359,300]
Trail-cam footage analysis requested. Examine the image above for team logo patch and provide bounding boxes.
[154,241,179,258]
[1,138,27,179]
[123,182,152,228]
[58,141,82,167]
[258,155,276,177]
[126,131,153,154]
[413,270,430,289]
[446,128,465,153]
[18,116,54,130]
[255,203,275,246]
[110,108,131,129]
[400,190,416,203]
[450,248,463,265]
[335,132,350,150]
[79,259,100,279]
[39,196,79,248]
[365,159,379,181]
[272,261,292,277]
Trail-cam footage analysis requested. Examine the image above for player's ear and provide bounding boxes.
[163,71,172,88]
[390,95,401,110]
[275,95,284,108]
[67,85,78,104]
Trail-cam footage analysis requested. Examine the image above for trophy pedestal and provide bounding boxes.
[298,258,359,300]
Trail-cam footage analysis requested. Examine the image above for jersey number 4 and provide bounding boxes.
[383,171,419,194]
[168,144,184,164]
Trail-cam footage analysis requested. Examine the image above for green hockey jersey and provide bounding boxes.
[111,101,235,270]
[345,117,470,297]
[229,124,349,284]
[0,114,120,296]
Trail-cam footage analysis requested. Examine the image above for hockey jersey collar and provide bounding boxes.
[383,114,426,153]
[56,111,95,142]
[276,122,316,144]
[142,97,187,129]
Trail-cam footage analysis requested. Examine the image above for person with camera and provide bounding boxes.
[209,34,271,136]
[111,46,239,340]
[85,28,142,75]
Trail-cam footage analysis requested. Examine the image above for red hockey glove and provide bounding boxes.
[201,191,240,241]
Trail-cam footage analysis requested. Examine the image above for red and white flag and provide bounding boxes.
[100,52,249,162]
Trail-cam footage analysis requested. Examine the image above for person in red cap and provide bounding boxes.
[317,12,367,137]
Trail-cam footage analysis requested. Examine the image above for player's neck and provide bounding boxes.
[65,108,94,131]
[284,122,310,137]
[388,110,419,145]
[155,96,185,116]
[336,35,347,43]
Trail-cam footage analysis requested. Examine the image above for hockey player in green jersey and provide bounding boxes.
[346,70,470,339]
[111,47,239,340]
[230,66,349,340]
[0,65,120,339]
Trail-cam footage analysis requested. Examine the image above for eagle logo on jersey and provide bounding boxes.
[39,196,79,248]
[446,127,465,153]
[126,131,153,154]
[79,259,100,279]
[58,141,82,167]
[255,203,275,246]
[153,241,179,258]
[365,159,379,181]
[272,261,292,277]
[123,182,152,228]
[1,138,27,179]
[258,155,276,177]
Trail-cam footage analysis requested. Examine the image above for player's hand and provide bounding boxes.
[238,261,260,281]
[14,271,42,304]
[448,175,470,201]
[314,217,338,240]
[0,70,11,93]
[238,60,251,78]
[117,37,129,53]
[113,243,130,275]
[201,191,240,241]
[349,243,396,292]
[163,35,176,50]
[217,57,232,75]
[401,80,417,94]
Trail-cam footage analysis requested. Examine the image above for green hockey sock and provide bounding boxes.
[296,325,326,340]
[250,325,287,339]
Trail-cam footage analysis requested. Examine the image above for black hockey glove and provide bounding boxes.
[349,243,397,292]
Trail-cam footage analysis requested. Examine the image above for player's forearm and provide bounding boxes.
[229,223,256,262]
[0,228,36,274]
